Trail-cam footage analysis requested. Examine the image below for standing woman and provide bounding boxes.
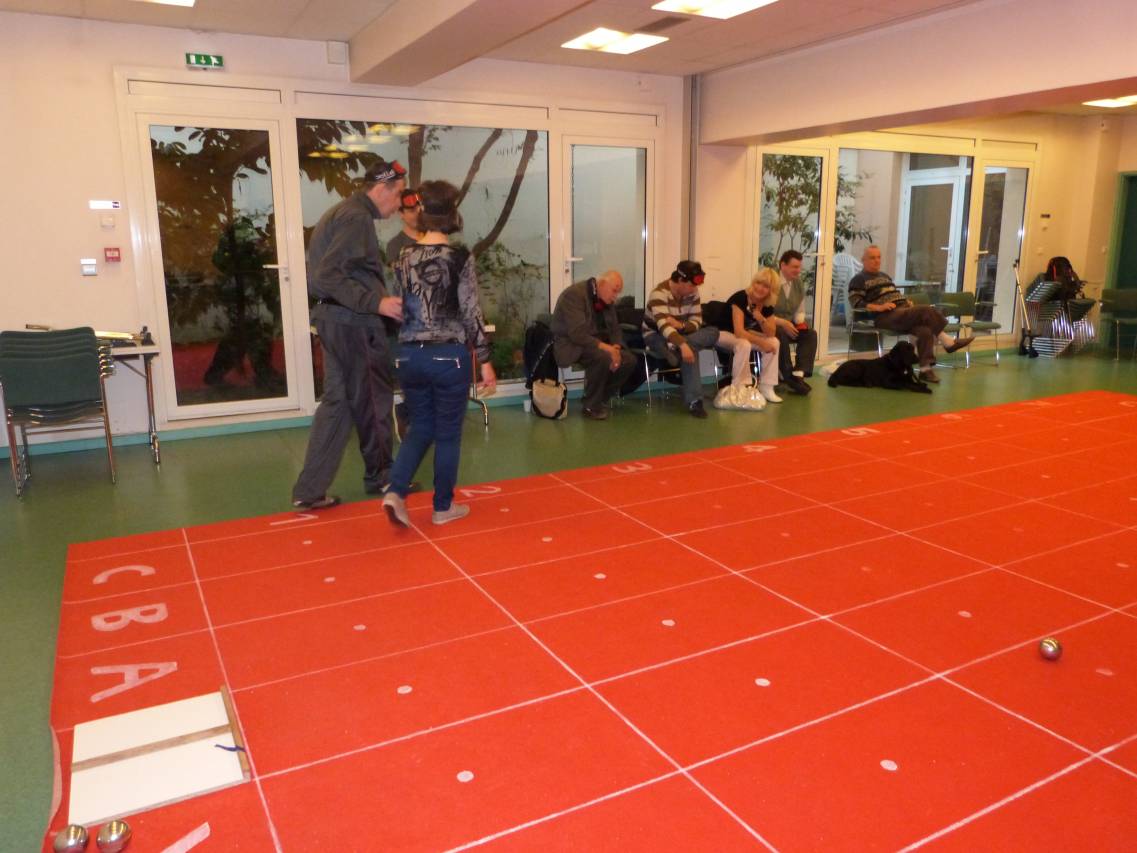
[382,180,496,527]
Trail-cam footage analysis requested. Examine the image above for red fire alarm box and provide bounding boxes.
[104,248,122,263]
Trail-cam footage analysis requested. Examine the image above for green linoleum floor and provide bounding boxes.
[3,352,1136,849]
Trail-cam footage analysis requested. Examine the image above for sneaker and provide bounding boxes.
[582,405,610,420]
[759,385,783,403]
[382,491,411,527]
[432,503,471,525]
[944,336,975,354]
[688,399,708,419]
[786,376,812,395]
[291,495,340,510]
[921,368,941,384]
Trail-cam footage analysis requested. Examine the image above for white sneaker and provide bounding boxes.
[759,385,783,403]
[432,503,471,526]
[382,491,410,527]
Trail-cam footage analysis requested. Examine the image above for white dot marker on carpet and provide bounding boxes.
[967,455,976,461]
[754,677,771,687]
[958,610,972,619]
[880,759,898,772]
[594,573,607,580]
[713,504,722,510]
[541,536,553,542]
[353,624,366,632]
[396,685,413,695]
[1096,667,1115,677]
[661,619,676,627]
[1118,562,1130,569]
[861,565,872,573]
[1041,474,1051,480]
[780,532,790,538]
[456,770,474,783]
[303,539,313,545]
[324,576,336,583]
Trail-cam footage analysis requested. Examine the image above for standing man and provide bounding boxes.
[385,188,422,265]
[848,245,973,383]
[291,158,407,510]
[642,260,719,418]
[551,270,637,420]
[771,250,817,395]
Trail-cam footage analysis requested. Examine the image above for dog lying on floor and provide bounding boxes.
[827,340,932,393]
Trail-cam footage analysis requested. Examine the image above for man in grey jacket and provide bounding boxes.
[291,158,406,509]
[551,270,637,420]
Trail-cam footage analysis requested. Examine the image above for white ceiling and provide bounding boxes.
[1,0,990,78]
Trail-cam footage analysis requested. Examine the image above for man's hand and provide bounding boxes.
[871,302,896,313]
[378,296,403,321]
[663,316,684,330]
[679,342,696,364]
[478,362,497,393]
[779,318,799,340]
[598,342,622,372]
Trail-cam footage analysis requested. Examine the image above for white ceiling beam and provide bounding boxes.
[349,0,592,86]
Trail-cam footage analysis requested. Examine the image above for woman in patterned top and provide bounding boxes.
[382,180,496,528]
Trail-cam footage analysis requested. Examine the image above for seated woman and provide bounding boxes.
[726,268,783,402]
[382,180,496,528]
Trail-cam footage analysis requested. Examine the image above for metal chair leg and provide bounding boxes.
[7,416,23,497]
[100,379,116,484]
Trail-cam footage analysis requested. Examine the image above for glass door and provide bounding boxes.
[756,150,830,344]
[139,116,299,418]
[895,155,973,293]
[973,164,1029,329]
[563,139,651,305]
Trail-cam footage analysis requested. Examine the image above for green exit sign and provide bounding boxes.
[185,53,224,70]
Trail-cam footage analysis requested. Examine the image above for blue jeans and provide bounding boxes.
[389,343,471,511]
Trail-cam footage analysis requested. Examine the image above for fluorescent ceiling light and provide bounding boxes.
[562,27,668,54]
[128,0,196,6]
[651,0,779,19]
[1082,95,1137,108]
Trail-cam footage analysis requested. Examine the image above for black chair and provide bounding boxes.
[0,327,116,496]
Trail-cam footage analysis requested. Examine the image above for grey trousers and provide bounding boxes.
[292,318,395,502]
[574,346,638,411]
[644,326,719,406]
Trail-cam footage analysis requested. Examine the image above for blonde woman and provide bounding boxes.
[726,268,782,403]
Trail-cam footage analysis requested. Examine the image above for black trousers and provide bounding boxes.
[776,326,818,379]
[292,319,394,502]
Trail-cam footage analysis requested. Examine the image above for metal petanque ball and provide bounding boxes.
[52,824,89,852]
[1039,637,1063,661]
[95,820,132,853]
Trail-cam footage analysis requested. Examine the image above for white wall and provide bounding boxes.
[0,11,685,443]
[699,0,1137,146]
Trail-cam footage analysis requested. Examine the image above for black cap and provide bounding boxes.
[363,158,407,184]
[673,260,706,285]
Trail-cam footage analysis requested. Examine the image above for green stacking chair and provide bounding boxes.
[1100,289,1137,361]
[0,327,116,497]
[938,291,1001,367]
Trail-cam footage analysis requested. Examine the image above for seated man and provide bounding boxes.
[772,250,817,395]
[551,270,637,420]
[848,245,973,383]
[641,261,721,418]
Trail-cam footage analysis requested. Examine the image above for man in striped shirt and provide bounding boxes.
[848,245,973,383]
[641,260,720,418]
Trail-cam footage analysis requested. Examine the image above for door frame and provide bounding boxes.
[134,112,303,421]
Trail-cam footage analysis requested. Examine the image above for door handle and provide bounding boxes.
[263,264,288,270]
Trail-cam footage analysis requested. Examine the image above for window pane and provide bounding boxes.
[296,120,550,383]
[150,125,288,406]
[976,166,1028,328]
[908,153,959,170]
[571,145,647,305]
[758,153,823,325]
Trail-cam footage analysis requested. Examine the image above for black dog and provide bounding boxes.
[828,341,932,393]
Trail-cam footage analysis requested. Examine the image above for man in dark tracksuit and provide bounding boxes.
[291,158,407,509]
[551,271,637,420]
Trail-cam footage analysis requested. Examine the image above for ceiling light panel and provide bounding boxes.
[127,0,196,6]
[651,0,779,19]
[561,27,668,54]
[1082,95,1137,108]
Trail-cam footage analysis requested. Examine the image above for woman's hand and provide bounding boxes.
[478,361,497,393]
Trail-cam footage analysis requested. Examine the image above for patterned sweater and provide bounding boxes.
[393,244,491,362]
[642,280,704,345]
[847,271,910,313]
